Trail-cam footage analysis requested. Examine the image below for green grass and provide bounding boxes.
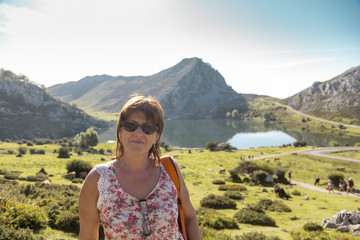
[1,142,360,239]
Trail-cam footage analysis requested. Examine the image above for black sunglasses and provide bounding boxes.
[120,121,159,135]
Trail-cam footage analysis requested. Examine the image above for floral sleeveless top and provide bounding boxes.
[95,160,184,240]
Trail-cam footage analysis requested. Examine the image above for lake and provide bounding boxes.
[98,119,360,149]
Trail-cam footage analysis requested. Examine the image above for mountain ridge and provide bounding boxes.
[0,69,108,140]
[282,65,360,124]
[49,57,248,119]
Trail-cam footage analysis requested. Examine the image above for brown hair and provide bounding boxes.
[112,96,164,166]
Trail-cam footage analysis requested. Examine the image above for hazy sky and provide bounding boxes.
[0,0,359,98]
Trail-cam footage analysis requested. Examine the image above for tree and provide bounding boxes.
[232,109,239,118]
[234,161,261,177]
[74,127,99,149]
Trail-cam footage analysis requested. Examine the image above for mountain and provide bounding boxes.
[282,65,360,124]
[0,69,108,140]
[49,58,248,119]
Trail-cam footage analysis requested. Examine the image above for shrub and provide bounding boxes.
[235,161,261,176]
[72,178,84,184]
[199,226,233,240]
[329,141,340,147]
[99,148,105,154]
[293,141,307,147]
[257,199,291,212]
[212,180,226,185]
[58,147,70,158]
[292,190,301,196]
[4,171,20,180]
[252,170,268,185]
[274,168,287,184]
[234,208,276,226]
[200,194,237,209]
[54,210,80,233]
[290,230,359,240]
[355,142,360,147]
[237,231,281,240]
[0,198,48,231]
[66,159,93,177]
[20,184,39,196]
[0,169,8,175]
[197,208,239,230]
[0,225,45,240]
[30,149,46,154]
[18,146,27,154]
[206,142,218,151]
[303,222,323,231]
[227,169,242,183]
[328,173,344,189]
[223,191,243,200]
[218,184,247,192]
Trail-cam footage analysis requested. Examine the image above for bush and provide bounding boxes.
[200,226,233,240]
[0,225,45,240]
[223,191,243,200]
[329,141,340,147]
[256,199,291,212]
[4,171,20,180]
[328,173,344,190]
[66,159,93,177]
[0,169,8,175]
[234,208,276,226]
[290,230,359,240]
[206,142,218,151]
[30,149,46,155]
[274,168,287,184]
[58,147,70,158]
[227,169,242,183]
[18,146,27,155]
[197,208,239,230]
[292,190,301,196]
[303,222,323,231]
[99,148,105,154]
[54,210,80,233]
[200,194,237,209]
[237,231,281,240]
[72,178,84,184]
[218,184,247,192]
[212,180,226,185]
[252,170,268,185]
[0,198,48,231]
[293,141,307,147]
[355,142,360,147]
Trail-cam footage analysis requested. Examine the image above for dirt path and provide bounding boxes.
[256,146,360,198]
[290,180,360,198]
[274,102,360,129]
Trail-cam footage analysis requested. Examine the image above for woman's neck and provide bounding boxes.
[115,152,152,171]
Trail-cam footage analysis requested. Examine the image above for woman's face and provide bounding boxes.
[120,111,159,156]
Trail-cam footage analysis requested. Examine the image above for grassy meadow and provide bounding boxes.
[1,140,360,239]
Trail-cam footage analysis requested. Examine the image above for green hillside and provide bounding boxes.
[1,140,360,239]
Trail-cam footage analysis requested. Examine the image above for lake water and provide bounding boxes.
[98,119,360,149]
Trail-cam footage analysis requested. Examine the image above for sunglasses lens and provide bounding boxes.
[122,121,138,132]
[141,124,158,134]
[121,121,158,135]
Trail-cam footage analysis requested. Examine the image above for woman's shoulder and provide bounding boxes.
[94,160,115,171]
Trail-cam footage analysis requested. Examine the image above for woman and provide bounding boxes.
[79,96,200,239]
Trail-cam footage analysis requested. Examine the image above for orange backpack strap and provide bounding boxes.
[160,156,188,240]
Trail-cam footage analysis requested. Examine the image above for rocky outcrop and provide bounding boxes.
[283,65,360,122]
[323,210,360,236]
[49,58,248,119]
[0,69,108,140]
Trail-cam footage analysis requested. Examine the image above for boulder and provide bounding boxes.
[349,224,360,236]
[323,210,360,236]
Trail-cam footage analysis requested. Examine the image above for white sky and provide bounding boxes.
[0,0,360,98]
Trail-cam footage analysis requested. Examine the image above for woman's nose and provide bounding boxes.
[134,126,144,135]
